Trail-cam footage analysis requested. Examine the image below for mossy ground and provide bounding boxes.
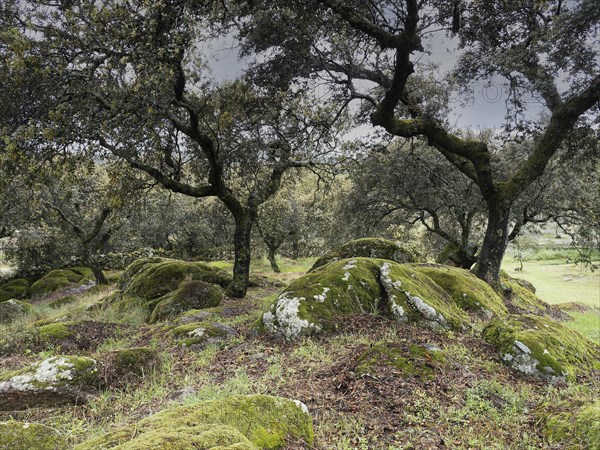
[0,259,598,449]
[0,421,66,450]
[74,395,313,449]
[537,399,600,449]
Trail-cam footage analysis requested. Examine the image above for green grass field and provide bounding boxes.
[503,257,600,307]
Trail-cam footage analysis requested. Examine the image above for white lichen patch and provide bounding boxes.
[0,357,79,392]
[342,259,357,270]
[342,272,351,281]
[293,399,310,415]
[389,301,406,321]
[262,292,320,339]
[313,287,330,303]
[188,328,206,338]
[502,341,566,383]
[514,340,531,354]
[380,263,402,289]
[405,292,448,327]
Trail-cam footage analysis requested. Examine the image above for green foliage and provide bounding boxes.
[74,395,313,450]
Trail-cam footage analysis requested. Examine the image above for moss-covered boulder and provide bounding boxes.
[262,258,468,340]
[311,237,415,271]
[0,299,33,324]
[413,264,508,319]
[120,258,231,301]
[0,320,119,357]
[99,347,157,387]
[0,421,66,449]
[355,342,446,380]
[148,280,223,324]
[29,267,92,298]
[0,356,98,410]
[74,394,313,450]
[169,321,237,347]
[0,278,30,302]
[537,399,600,449]
[500,271,553,315]
[483,314,600,382]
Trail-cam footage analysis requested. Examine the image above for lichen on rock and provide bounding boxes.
[261,258,468,340]
[482,314,600,382]
[74,394,313,450]
[0,355,98,410]
[169,321,237,347]
[0,421,66,449]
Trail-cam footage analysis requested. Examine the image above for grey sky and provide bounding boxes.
[203,33,548,132]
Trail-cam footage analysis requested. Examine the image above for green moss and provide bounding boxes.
[36,322,73,340]
[0,421,66,450]
[355,342,446,380]
[74,394,313,450]
[0,278,30,301]
[29,267,91,297]
[413,264,508,318]
[538,399,600,449]
[311,237,415,271]
[170,321,235,347]
[500,271,550,315]
[483,314,600,381]
[382,263,469,329]
[262,258,470,339]
[148,280,223,324]
[0,299,33,323]
[123,259,231,300]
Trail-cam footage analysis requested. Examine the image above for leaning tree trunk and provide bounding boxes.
[475,201,513,289]
[227,212,253,298]
[91,266,109,285]
[267,246,281,273]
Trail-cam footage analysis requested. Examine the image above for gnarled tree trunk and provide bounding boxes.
[227,212,253,298]
[475,200,513,289]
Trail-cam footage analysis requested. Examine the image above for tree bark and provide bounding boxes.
[91,266,109,285]
[227,212,253,298]
[267,246,281,273]
[475,200,512,288]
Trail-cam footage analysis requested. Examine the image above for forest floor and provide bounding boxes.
[0,256,599,449]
